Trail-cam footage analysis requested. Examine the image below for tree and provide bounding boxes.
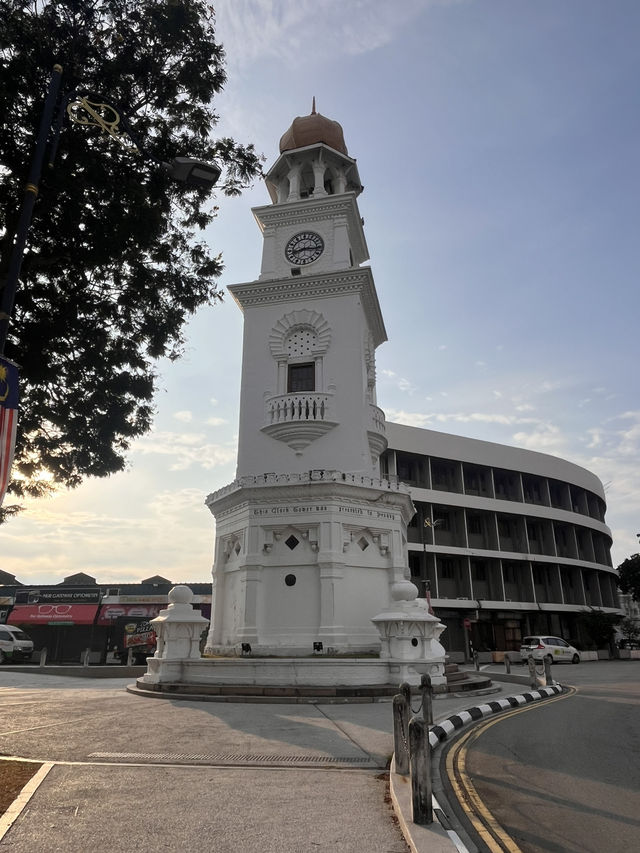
[618,617,640,649]
[617,554,640,602]
[577,609,620,651]
[0,1,261,511]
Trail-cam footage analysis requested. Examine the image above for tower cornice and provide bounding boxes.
[252,192,369,267]
[228,266,387,348]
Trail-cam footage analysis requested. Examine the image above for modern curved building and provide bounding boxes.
[381,422,618,658]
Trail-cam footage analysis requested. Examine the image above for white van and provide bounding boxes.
[0,625,35,663]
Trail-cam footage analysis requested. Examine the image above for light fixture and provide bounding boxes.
[313,642,323,653]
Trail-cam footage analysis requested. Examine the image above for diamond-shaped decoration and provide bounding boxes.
[285,535,299,550]
[358,537,369,551]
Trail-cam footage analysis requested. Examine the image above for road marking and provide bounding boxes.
[0,761,54,842]
[446,687,576,852]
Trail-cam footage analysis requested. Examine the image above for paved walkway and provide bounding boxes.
[0,667,537,852]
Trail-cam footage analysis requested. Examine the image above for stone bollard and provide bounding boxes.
[543,656,552,685]
[393,693,410,776]
[504,653,511,674]
[39,647,47,668]
[473,650,480,671]
[527,656,536,688]
[409,716,432,825]
[82,648,91,667]
[421,673,433,726]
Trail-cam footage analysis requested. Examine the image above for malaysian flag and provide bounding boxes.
[0,356,18,507]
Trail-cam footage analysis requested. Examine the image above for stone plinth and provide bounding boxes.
[144,586,208,683]
[371,579,447,690]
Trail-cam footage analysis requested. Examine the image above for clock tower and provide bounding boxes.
[205,105,416,656]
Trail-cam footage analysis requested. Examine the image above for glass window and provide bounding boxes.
[287,362,315,392]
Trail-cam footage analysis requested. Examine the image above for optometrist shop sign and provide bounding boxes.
[15,588,101,605]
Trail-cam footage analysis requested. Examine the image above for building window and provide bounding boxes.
[287,362,315,392]
[440,559,455,580]
[467,515,483,536]
[434,511,451,531]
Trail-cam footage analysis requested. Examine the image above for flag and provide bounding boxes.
[0,356,19,507]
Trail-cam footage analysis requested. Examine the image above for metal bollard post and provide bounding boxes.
[543,656,552,685]
[409,716,433,825]
[393,693,410,775]
[504,653,511,674]
[82,648,91,667]
[421,673,433,725]
[473,650,480,671]
[126,647,133,666]
[527,656,536,688]
[39,647,47,668]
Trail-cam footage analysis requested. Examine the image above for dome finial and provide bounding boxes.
[311,96,316,115]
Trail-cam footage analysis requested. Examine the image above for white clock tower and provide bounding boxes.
[205,105,416,656]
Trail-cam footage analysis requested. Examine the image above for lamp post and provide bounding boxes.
[421,512,442,613]
[0,65,221,356]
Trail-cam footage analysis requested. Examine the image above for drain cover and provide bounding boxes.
[89,751,374,767]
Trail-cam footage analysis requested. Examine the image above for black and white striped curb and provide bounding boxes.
[429,684,563,748]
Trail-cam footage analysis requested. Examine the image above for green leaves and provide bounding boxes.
[617,554,640,602]
[0,0,262,501]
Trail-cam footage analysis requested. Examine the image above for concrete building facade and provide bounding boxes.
[382,423,618,657]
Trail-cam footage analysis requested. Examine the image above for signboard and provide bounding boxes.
[463,617,472,629]
[8,604,99,625]
[15,588,101,605]
[123,620,156,650]
[97,603,164,625]
[118,595,168,604]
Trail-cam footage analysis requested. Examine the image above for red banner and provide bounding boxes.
[8,604,99,625]
[0,356,19,507]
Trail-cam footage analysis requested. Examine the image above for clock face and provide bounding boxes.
[285,231,324,266]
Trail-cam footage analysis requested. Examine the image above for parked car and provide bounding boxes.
[0,625,35,663]
[520,636,580,664]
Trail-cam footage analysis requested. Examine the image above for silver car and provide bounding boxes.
[520,635,580,664]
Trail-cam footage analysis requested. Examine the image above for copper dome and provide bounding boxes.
[279,99,348,156]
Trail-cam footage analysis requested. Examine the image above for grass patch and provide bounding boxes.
[0,761,41,816]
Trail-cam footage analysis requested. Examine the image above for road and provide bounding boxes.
[442,661,640,853]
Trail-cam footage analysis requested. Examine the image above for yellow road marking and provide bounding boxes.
[446,687,577,852]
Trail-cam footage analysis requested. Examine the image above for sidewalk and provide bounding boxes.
[0,667,540,852]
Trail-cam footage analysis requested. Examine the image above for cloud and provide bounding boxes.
[206,416,229,427]
[132,430,237,471]
[173,410,193,423]
[216,0,438,68]
[4,489,215,585]
[385,408,544,429]
[381,369,417,395]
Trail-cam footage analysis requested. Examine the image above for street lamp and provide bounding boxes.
[421,513,442,613]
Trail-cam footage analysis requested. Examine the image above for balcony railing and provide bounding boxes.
[262,392,337,451]
[265,392,334,425]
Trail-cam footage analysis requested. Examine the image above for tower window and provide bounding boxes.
[288,362,315,393]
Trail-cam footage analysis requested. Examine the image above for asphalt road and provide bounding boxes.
[443,661,640,853]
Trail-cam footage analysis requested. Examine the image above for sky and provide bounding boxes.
[2,0,639,585]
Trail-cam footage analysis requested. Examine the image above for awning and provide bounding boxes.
[8,604,99,625]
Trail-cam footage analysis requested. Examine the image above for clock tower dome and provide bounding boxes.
[205,106,415,656]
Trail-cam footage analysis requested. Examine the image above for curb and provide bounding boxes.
[428,684,564,748]
[390,685,564,853]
